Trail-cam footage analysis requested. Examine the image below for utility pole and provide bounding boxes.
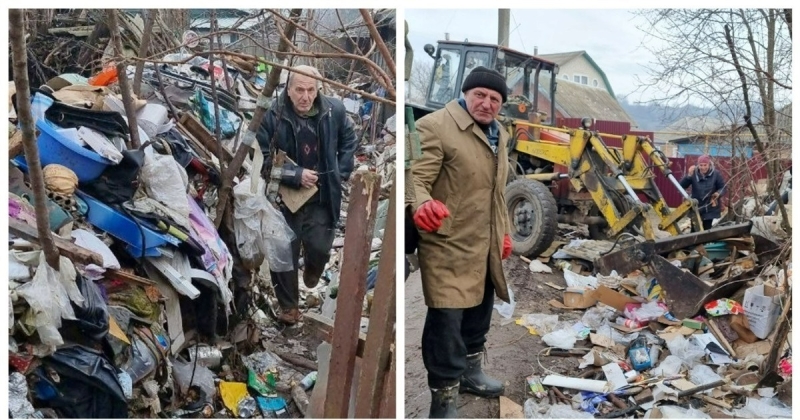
[498,9,510,47]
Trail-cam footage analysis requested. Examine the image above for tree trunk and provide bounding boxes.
[133,9,157,96]
[108,10,141,149]
[213,8,303,228]
[10,9,60,269]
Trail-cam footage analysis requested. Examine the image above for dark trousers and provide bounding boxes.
[422,277,495,387]
[703,218,714,230]
[270,200,335,309]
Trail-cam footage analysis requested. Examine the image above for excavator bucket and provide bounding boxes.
[594,222,755,319]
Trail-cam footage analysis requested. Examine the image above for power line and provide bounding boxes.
[511,11,527,54]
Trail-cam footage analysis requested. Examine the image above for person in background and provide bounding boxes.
[257,65,358,324]
[407,66,513,418]
[681,154,726,231]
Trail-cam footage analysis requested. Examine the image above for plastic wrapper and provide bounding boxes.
[666,335,705,369]
[689,364,723,392]
[523,398,550,418]
[141,147,191,222]
[656,405,710,418]
[15,254,79,349]
[652,355,683,376]
[242,350,282,374]
[581,306,614,329]
[546,404,594,418]
[564,270,598,289]
[704,298,744,316]
[233,177,295,272]
[172,357,217,402]
[518,313,559,335]
[542,328,577,349]
[596,270,623,288]
[189,345,223,369]
[735,397,792,418]
[71,229,121,270]
[192,89,240,138]
[494,286,515,319]
[65,274,109,340]
[10,372,36,418]
[125,336,158,384]
[624,301,667,323]
[9,251,31,281]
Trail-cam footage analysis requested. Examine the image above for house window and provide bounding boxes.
[562,74,569,81]
[573,75,580,83]
[573,74,588,85]
[592,79,599,87]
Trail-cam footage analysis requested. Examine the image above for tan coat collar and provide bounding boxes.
[444,100,493,147]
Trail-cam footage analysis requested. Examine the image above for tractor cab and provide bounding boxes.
[412,41,559,124]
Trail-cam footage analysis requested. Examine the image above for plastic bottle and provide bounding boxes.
[300,371,318,391]
[616,317,645,329]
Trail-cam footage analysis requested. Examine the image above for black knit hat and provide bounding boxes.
[461,66,507,103]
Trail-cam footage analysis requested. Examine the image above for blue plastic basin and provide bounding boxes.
[16,119,113,181]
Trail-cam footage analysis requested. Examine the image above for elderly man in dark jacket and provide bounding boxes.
[680,154,726,231]
[257,65,358,324]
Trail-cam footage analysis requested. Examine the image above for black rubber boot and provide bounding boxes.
[459,351,504,398]
[429,383,459,418]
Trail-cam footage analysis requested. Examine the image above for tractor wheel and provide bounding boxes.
[505,179,558,257]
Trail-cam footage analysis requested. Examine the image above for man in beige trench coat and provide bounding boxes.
[408,66,513,418]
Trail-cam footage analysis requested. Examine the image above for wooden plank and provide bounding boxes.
[175,122,212,161]
[377,349,396,418]
[700,395,733,410]
[305,312,369,357]
[323,172,381,419]
[499,396,525,418]
[9,218,103,266]
[355,181,397,418]
[179,112,233,163]
[105,269,156,286]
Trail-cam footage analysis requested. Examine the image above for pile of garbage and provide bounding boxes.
[8,20,395,418]
[497,223,792,418]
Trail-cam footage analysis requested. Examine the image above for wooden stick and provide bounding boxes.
[276,351,317,372]
[9,218,103,267]
[108,10,141,149]
[677,380,726,397]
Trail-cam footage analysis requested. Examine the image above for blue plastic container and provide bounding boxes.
[76,191,181,257]
[17,119,112,181]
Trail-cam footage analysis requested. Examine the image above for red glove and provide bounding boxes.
[413,200,450,232]
[502,234,512,259]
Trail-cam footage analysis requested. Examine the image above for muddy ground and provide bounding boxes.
[405,257,585,418]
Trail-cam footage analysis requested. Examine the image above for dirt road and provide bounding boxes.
[405,257,584,418]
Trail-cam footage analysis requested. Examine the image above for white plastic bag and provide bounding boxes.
[519,313,559,335]
[689,364,723,392]
[15,254,78,349]
[233,177,296,271]
[564,270,598,289]
[652,355,683,376]
[523,398,550,418]
[542,328,577,349]
[141,147,190,221]
[666,335,706,369]
[494,286,516,319]
[735,397,792,418]
[657,405,710,418]
[546,404,594,418]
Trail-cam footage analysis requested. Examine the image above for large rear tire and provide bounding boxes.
[505,179,558,257]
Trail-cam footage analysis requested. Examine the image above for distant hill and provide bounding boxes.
[617,96,717,132]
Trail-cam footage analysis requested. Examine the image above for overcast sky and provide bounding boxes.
[406,9,659,102]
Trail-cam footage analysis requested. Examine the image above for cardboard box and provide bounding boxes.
[742,284,782,339]
[593,285,638,312]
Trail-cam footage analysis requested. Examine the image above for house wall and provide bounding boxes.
[557,59,607,92]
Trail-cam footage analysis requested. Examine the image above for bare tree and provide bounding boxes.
[10,9,60,268]
[407,61,433,104]
[635,9,791,233]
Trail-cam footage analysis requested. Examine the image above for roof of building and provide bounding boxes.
[539,50,616,97]
[536,74,634,124]
[191,16,263,30]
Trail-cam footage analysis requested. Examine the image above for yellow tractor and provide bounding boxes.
[410,40,761,319]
